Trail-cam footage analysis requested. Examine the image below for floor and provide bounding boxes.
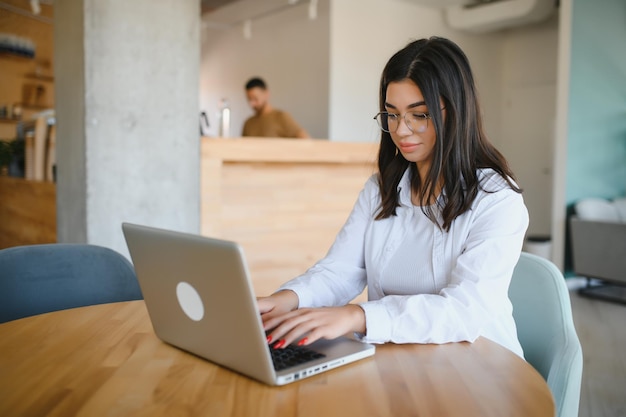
[567,279,626,417]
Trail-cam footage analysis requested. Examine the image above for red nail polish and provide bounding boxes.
[266,335,272,344]
[274,339,286,349]
[297,338,308,346]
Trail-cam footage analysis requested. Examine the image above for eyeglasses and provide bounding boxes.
[373,111,432,134]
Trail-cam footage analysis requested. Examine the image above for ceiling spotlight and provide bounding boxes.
[243,19,252,40]
[308,0,318,20]
[30,0,41,15]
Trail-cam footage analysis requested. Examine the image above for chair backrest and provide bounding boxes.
[0,243,143,323]
[509,252,583,417]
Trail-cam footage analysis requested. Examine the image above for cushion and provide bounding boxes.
[612,198,626,222]
[575,198,621,222]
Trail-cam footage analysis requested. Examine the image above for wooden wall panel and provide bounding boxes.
[0,176,56,249]
[201,138,378,297]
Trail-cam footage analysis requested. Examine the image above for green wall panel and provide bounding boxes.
[566,0,626,204]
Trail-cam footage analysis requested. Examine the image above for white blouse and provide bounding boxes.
[279,168,529,357]
[381,206,436,296]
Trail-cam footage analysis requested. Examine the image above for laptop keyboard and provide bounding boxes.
[270,344,326,371]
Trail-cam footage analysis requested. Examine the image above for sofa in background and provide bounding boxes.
[569,197,626,303]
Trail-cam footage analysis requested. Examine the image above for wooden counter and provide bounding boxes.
[201,137,378,296]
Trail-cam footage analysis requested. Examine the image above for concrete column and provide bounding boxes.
[54,0,200,257]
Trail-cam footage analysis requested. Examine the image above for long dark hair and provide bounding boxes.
[376,36,521,231]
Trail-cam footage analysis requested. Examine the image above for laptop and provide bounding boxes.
[122,223,375,386]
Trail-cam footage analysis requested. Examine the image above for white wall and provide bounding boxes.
[200,1,330,139]
[499,14,559,238]
[328,0,504,144]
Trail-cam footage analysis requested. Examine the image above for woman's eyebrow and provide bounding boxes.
[408,101,426,108]
[384,101,427,109]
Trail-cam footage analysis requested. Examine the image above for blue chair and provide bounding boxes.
[509,252,583,417]
[0,243,142,323]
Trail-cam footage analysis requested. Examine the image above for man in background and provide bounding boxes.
[242,77,309,138]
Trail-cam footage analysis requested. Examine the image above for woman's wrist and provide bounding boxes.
[346,304,366,334]
[271,289,299,311]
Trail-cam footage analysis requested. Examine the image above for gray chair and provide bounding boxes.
[509,252,583,417]
[0,243,142,323]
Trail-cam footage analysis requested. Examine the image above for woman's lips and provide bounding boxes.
[399,143,420,152]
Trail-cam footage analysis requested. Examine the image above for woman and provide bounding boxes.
[258,37,528,357]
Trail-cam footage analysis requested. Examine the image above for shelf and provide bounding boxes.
[17,103,53,111]
[24,73,54,82]
[0,118,21,124]
[0,50,34,61]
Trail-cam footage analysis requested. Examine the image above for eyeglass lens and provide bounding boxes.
[375,112,429,133]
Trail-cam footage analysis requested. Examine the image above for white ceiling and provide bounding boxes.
[201,0,307,27]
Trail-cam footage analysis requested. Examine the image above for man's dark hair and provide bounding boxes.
[245,77,267,90]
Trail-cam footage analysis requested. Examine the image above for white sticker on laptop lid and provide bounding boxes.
[176,281,204,321]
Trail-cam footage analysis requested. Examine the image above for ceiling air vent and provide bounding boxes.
[445,0,557,32]
[399,0,556,32]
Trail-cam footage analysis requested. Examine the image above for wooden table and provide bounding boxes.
[0,301,555,416]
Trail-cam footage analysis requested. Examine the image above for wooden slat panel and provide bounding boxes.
[201,138,378,297]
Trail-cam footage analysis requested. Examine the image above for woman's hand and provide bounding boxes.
[263,304,366,349]
[257,290,299,325]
